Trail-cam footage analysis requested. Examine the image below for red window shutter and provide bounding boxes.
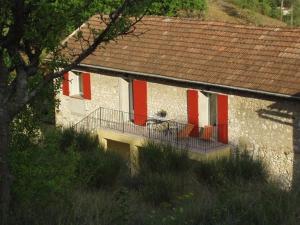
[133,80,147,126]
[62,72,70,96]
[187,89,199,137]
[82,72,91,100]
[217,94,228,144]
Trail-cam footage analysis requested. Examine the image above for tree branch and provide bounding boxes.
[4,0,25,50]
[7,0,149,118]
[0,55,10,105]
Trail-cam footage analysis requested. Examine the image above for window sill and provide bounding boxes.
[69,94,84,100]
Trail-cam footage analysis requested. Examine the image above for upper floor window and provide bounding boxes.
[70,71,84,97]
[62,71,91,100]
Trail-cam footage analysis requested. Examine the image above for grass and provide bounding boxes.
[205,0,287,26]
[9,129,300,225]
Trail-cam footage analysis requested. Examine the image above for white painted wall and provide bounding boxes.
[119,78,130,113]
[119,78,130,121]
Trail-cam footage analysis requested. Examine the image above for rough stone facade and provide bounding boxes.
[148,82,188,123]
[56,72,120,127]
[56,73,190,126]
[228,94,300,188]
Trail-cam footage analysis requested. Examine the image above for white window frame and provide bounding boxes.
[69,71,84,97]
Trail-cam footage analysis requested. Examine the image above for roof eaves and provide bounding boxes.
[79,63,300,101]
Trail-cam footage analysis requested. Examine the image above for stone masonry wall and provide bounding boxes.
[56,72,120,127]
[228,94,300,188]
[148,82,188,123]
[56,73,191,127]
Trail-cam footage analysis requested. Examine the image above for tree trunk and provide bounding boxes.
[281,0,284,21]
[0,109,11,225]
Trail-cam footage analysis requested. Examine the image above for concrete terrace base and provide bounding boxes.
[97,128,231,174]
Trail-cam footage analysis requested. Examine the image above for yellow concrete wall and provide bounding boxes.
[97,128,231,175]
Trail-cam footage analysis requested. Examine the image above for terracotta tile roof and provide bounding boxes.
[66,15,300,97]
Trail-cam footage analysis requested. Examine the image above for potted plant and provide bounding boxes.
[157,109,167,118]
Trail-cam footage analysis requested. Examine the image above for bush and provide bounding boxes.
[136,143,190,205]
[208,184,298,225]
[194,159,224,185]
[194,151,267,186]
[77,149,124,188]
[233,0,278,17]
[148,0,206,16]
[59,127,77,151]
[9,126,128,224]
[139,142,190,174]
[66,188,133,225]
[140,173,182,205]
[73,129,100,152]
[142,183,298,225]
[56,127,100,152]
[9,145,79,225]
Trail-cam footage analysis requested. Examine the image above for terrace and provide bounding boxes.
[73,107,228,153]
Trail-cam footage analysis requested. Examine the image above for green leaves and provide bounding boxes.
[147,0,206,16]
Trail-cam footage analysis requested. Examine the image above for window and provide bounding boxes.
[78,73,84,96]
[62,70,91,100]
[69,71,83,97]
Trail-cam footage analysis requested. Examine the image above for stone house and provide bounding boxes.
[56,15,300,188]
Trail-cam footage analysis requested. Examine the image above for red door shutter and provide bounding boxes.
[62,72,70,96]
[133,80,147,126]
[187,90,199,137]
[82,72,91,100]
[217,94,228,144]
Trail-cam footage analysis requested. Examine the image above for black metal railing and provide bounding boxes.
[73,107,227,152]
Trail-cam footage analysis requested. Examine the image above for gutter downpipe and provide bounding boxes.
[78,63,300,101]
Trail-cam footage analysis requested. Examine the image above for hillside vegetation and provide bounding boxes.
[9,128,300,225]
[205,0,287,26]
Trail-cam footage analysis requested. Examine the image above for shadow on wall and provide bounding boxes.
[256,96,300,189]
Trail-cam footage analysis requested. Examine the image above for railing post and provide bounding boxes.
[148,124,151,139]
[86,117,89,130]
[122,111,125,133]
[100,107,102,127]
[176,125,179,146]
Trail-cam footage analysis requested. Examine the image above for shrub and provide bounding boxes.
[67,189,132,225]
[142,183,298,225]
[56,127,100,152]
[76,149,124,188]
[194,151,267,186]
[9,126,127,224]
[9,145,79,225]
[73,129,100,152]
[140,173,181,205]
[59,127,77,152]
[194,159,224,185]
[139,142,190,174]
[233,0,276,17]
[148,0,206,16]
[208,184,299,225]
[137,143,190,204]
